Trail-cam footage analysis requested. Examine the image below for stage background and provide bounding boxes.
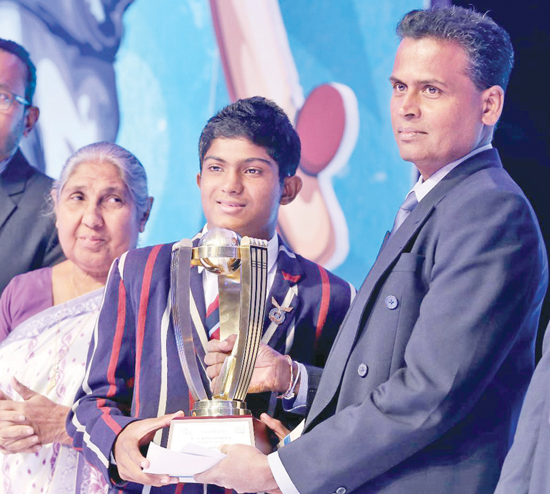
[1,0,424,289]
[114,0,424,286]
[2,0,548,354]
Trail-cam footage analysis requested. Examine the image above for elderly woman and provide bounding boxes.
[0,142,153,493]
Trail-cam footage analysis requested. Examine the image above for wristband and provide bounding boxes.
[278,355,300,400]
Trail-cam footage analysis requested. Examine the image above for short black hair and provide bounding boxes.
[0,38,37,104]
[198,96,301,181]
[397,6,514,92]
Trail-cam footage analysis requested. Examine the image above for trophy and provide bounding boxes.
[167,227,268,452]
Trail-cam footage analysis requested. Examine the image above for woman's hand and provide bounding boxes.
[0,377,70,454]
[0,385,38,454]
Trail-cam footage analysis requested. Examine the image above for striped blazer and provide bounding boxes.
[67,236,354,493]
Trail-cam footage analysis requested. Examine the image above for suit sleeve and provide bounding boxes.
[495,323,550,493]
[67,254,138,483]
[279,188,547,493]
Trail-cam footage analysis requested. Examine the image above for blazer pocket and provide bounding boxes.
[392,253,425,273]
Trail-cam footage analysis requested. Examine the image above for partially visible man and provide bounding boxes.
[197,7,548,494]
[0,38,63,294]
[495,317,550,493]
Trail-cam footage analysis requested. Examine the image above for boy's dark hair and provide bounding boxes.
[0,38,37,104]
[199,96,301,181]
[397,6,514,92]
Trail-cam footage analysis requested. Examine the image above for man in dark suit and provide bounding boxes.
[0,38,63,294]
[197,7,548,493]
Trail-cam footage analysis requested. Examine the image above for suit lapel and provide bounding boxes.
[0,182,16,231]
[305,208,435,427]
[0,150,30,230]
[306,149,501,428]
[261,240,303,354]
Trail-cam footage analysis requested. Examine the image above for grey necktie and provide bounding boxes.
[389,191,418,238]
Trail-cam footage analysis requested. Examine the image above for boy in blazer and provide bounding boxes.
[197,7,548,494]
[68,96,355,492]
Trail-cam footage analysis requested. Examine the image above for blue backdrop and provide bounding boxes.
[115,0,423,287]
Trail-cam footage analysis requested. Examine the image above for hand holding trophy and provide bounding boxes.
[168,227,268,452]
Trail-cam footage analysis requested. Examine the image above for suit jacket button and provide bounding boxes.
[335,488,347,494]
[357,363,368,378]
[385,295,398,309]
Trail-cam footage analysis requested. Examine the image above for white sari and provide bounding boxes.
[0,289,108,494]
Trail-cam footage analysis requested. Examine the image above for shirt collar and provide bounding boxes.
[412,144,493,203]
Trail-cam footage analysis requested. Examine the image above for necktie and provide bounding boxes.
[389,192,418,239]
[205,295,220,340]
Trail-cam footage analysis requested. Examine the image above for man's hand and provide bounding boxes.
[194,444,281,493]
[260,413,291,442]
[113,411,183,487]
[205,335,297,394]
[0,377,70,454]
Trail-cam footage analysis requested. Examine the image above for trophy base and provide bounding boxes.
[167,414,254,452]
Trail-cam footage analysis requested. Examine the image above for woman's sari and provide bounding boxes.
[0,288,108,494]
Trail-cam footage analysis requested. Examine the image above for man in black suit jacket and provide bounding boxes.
[197,7,548,494]
[0,38,63,294]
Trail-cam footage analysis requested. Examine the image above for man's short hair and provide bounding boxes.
[397,6,514,92]
[0,38,37,104]
[198,96,301,181]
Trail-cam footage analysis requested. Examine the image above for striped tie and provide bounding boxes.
[205,295,220,340]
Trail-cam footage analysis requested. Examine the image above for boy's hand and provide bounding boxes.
[205,335,297,394]
[260,413,290,442]
[113,411,183,486]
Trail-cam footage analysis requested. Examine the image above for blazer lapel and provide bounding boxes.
[306,149,501,428]
[261,240,304,354]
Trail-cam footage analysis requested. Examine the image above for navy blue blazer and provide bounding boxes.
[0,149,64,294]
[495,319,550,493]
[278,149,548,494]
[68,236,354,493]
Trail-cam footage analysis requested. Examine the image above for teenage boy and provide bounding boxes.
[67,96,355,492]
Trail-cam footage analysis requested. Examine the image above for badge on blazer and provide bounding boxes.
[269,296,293,325]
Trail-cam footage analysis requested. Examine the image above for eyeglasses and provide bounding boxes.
[0,89,30,112]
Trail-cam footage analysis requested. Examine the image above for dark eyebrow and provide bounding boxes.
[389,77,448,88]
[203,155,274,166]
[418,79,448,87]
[242,157,274,166]
[203,155,226,162]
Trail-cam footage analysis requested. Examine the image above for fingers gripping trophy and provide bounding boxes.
[168,227,268,451]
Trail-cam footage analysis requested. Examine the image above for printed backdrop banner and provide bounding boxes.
[1,0,424,287]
